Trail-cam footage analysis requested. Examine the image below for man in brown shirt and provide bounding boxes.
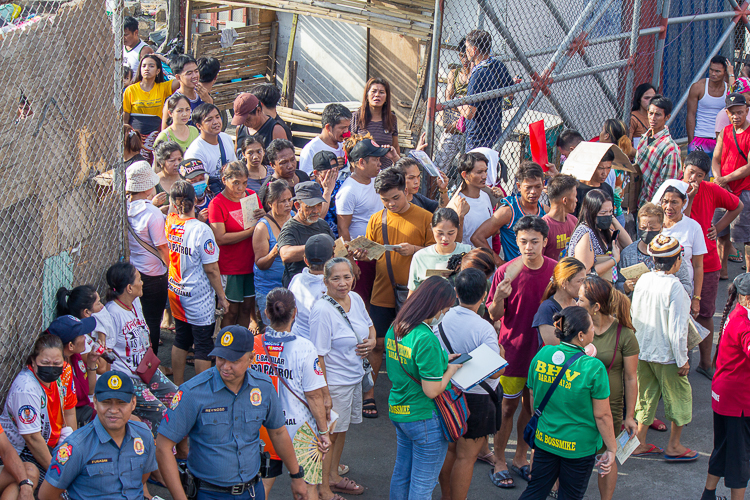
[350,167,435,418]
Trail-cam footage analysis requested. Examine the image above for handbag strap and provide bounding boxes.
[321,295,363,343]
[261,337,310,410]
[734,127,749,163]
[382,209,397,290]
[217,134,228,168]
[534,351,585,417]
[438,322,498,404]
[127,219,166,266]
[607,324,622,374]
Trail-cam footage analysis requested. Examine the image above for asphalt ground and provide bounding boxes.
[149,259,743,500]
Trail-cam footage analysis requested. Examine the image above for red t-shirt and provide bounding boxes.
[712,303,750,417]
[721,125,750,194]
[689,181,739,273]
[542,213,577,260]
[208,190,262,275]
[486,256,556,378]
[69,353,92,409]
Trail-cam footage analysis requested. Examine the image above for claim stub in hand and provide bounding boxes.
[333,237,349,258]
[348,236,387,260]
[620,262,650,280]
[383,245,401,251]
[240,195,261,230]
[615,430,640,465]
[426,269,453,278]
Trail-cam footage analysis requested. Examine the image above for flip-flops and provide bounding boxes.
[664,448,699,462]
[488,469,515,488]
[697,366,714,380]
[330,478,364,495]
[476,451,495,466]
[338,464,349,476]
[650,418,667,432]
[632,444,663,457]
[508,463,532,482]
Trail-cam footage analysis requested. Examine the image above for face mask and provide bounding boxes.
[428,311,446,327]
[193,180,207,198]
[596,215,612,230]
[639,230,660,245]
[36,365,63,383]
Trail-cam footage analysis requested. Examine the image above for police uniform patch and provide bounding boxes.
[221,331,233,346]
[56,443,72,465]
[18,405,36,424]
[171,390,183,410]
[108,375,122,390]
[551,350,565,365]
[134,437,145,455]
[250,388,262,406]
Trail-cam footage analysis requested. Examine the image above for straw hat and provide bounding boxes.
[126,161,160,193]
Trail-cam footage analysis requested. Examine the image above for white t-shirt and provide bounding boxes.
[258,332,327,438]
[93,308,116,349]
[184,133,237,178]
[434,306,500,394]
[167,214,220,326]
[335,177,383,239]
[309,292,373,386]
[127,199,168,276]
[459,190,494,248]
[660,216,708,283]
[289,268,327,340]
[105,297,151,375]
[408,243,472,290]
[298,137,344,175]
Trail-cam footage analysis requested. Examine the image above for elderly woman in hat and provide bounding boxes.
[702,273,750,499]
[630,235,697,462]
[126,161,170,357]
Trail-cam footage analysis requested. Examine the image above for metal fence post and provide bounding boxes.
[725,0,750,33]
[651,0,671,90]
[425,0,444,156]
[622,0,644,125]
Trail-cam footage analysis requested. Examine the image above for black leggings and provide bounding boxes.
[140,272,168,355]
[518,447,596,500]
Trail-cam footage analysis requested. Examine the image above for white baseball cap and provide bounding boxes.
[125,161,160,193]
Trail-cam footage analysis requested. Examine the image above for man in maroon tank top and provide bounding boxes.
[712,93,750,281]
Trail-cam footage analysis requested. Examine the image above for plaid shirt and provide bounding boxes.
[636,126,682,206]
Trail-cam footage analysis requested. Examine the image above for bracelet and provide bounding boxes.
[693,295,701,301]
[439,188,448,194]
[87,365,98,371]
[319,428,329,435]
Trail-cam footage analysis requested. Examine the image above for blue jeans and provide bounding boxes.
[390,413,449,500]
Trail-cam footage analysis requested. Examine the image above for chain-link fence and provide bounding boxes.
[0,0,124,397]
[430,0,739,196]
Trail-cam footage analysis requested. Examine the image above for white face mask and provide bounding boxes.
[428,311,446,327]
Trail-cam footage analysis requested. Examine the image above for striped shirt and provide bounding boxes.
[636,126,682,207]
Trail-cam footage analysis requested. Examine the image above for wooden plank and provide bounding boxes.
[192,5,235,14]
[267,21,278,79]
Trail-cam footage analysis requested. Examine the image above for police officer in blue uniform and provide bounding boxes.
[38,371,158,500]
[157,325,308,500]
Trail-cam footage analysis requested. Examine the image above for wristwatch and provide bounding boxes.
[289,465,305,479]
[18,479,33,489]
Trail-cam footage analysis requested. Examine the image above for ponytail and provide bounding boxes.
[56,285,98,319]
[617,135,634,158]
[609,288,634,331]
[582,275,633,330]
[716,284,739,366]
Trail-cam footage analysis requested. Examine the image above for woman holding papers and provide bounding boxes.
[578,276,639,500]
[701,273,750,500]
[519,306,617,500]
[437,269,505,499]
[384,277,462,500]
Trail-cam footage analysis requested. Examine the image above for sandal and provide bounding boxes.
[338,464,349,476]
[320,495,346,500]
[650,418,667,432]
[330,477,364,495]
[632,444,663,457]
[548,489,558,499]
[362,398,378,419]
[488,469,515,488]
[476,451,495,466]
[508,463,532,482]
[729,251,743,263]
[664,448,699,462]
[697,366,715,380]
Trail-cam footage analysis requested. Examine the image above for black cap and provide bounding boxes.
[305,234,335,264]
[349,139,389,162]
[95,371,135,403]
[179,159,207,179]
[209,326,255,361]
[293,181,326,205]
[46,315,96,344]
[726,92,748,109]
[313,151,339,172]
[734,273,750,295]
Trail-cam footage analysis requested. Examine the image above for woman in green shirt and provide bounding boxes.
[385,276,462,500]
[154,93,200,152]
[578,276,639,500]
[520,306,617,500]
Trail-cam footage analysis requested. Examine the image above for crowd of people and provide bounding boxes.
[0,21,749,500]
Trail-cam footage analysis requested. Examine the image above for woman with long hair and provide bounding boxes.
[533,257,587,346]
[310,258,376,499]
[567,189,630,281]
[124,124,145,168]
[253,179,293,324]
[702,273,750,500]
[385,276,462,500]
[154,93,199,152]
[123,54,178,161]
[241,135,272,192]
[578,276,639,500]
[350,77,400,167]
[599,118,634,226]
[153,141,183,209]
[456,152,494,248]
[629,83,656,145]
